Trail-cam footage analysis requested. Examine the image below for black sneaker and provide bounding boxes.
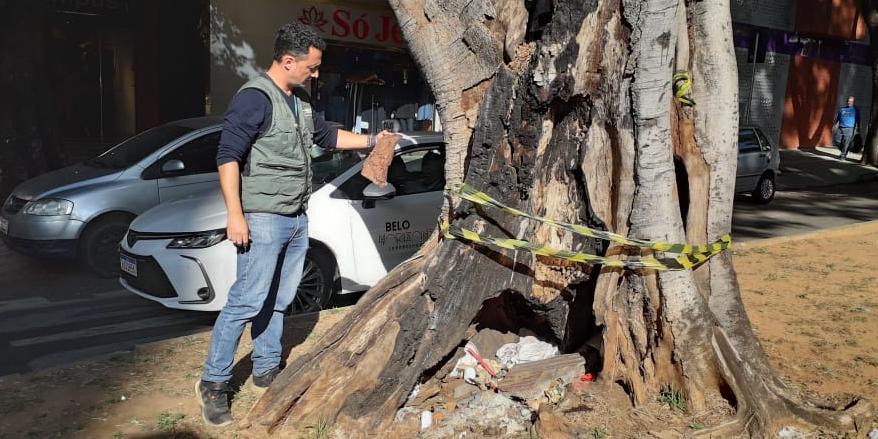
[195,380,232,427]
[252,366,281,389]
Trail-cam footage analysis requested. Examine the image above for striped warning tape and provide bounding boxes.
[451,183,730,255]
[673,71,695,106]
[441,222,718,271]
[441,183,731,271]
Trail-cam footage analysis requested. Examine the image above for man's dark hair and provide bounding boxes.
[273,22,326,61]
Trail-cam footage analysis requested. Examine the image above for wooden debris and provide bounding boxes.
[497,354,586,401]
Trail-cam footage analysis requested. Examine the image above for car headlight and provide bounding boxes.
[23,199,74,216]
[166,229,226,249]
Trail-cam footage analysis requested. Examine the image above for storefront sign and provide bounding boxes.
[297,5,406,48]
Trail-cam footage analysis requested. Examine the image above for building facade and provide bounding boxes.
[0,0,209,199]
[733,0,871,149]
[0,0,432,201]
[209,0,436,134]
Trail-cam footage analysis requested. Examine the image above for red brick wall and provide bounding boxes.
[781,55,841,148]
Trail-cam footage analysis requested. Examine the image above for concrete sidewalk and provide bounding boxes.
[778,147,878,190]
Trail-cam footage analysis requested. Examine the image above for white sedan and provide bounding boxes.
[119,133,445,312]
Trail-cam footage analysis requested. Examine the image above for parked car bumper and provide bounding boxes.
[1,212,83,258]
[2,235,78,258]
[119,239,232,312]
[1,212,83,239]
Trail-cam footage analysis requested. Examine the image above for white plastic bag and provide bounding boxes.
[496,336,558,369]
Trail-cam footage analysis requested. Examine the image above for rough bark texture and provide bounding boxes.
[861,0,878,166]
[244,0,872,436]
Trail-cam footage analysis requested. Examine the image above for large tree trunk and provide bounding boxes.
[244,0,871,436]
[861,0,878,166]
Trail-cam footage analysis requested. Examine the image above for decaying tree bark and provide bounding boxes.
[860,0,878,166]
[244,0,872,436]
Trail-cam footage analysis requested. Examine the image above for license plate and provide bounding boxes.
[0,217,7,235]
[120,254,138,277]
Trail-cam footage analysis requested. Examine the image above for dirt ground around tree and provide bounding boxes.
[1,221,877,439]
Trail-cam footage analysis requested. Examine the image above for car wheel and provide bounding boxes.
[80,213,133,278]
[290,248,336,314]
[752,173,775,204]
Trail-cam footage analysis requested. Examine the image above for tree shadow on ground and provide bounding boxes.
[731,182,878,240]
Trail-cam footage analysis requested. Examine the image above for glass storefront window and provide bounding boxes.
[312,43,436,134]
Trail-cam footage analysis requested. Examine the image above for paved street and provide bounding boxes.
[733,179,878,241]
[0,242,217,376]
[0,288,216,375]
[0,239,359,377]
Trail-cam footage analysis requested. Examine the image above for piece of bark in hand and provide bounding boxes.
[361,134,401,187]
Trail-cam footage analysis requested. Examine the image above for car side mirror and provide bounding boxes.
[362,182,396,209]
[161,159,186,174]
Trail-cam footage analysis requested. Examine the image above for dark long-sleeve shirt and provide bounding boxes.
[216,88,338,166]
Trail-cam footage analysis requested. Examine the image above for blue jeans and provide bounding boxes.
[202,212,309,383]
[838,127,855,158]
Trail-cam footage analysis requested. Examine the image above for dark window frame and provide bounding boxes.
[331,144,446,200]
[142,130,221,180]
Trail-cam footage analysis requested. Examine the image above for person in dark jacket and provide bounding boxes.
[196,22,391,427]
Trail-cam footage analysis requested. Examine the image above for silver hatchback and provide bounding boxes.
[0,117,222,276]
[736,126,781,203]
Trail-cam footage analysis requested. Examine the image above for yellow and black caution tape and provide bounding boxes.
[441,222,716,271]
[441,183,731,271]
[451,183,730,256]
[673,71,695,106]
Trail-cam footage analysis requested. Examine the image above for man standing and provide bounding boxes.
[197,22,390,427]
[834,96,860,161]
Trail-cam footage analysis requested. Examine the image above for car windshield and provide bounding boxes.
[86,125,196,169]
